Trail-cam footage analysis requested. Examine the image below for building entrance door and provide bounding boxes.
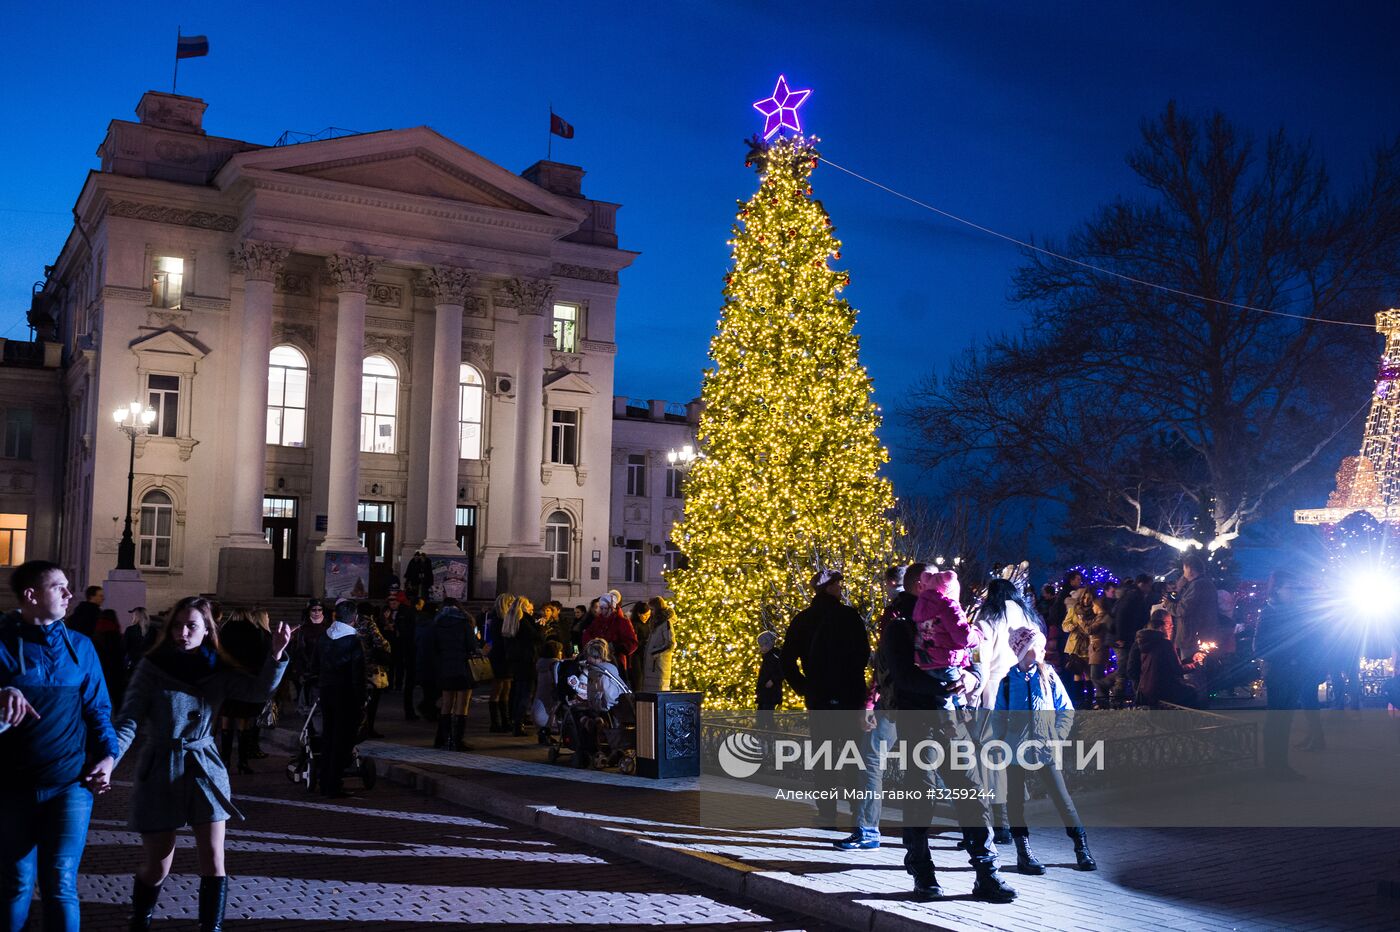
[357,501,395,598]
[455,505,477,599]
[262,496,299,596]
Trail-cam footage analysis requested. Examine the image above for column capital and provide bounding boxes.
[325,254,379,294]
[424,265,476,305]
[501,277,555,316]
[232,241,289,282]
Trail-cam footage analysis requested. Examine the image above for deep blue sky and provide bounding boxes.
[3,1,1398,546]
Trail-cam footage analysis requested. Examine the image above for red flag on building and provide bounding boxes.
[176,34,210,59]
[549,112,575,139]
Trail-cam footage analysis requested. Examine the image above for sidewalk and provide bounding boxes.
[269,696,1400,932]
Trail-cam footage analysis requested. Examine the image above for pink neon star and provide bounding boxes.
[753,75,811,140]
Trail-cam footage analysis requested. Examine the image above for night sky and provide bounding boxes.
[3,1,1398,567]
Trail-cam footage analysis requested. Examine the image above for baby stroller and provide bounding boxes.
[555,660,637,773]
[284,699,378,791]
[545,657,584,766]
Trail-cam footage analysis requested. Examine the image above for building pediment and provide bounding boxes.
[543,371,596,395]
[129,326,210,360]
[216,127,587,224]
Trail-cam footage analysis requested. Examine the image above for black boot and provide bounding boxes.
[246,726,268,760]
[499,704,515,735]
[971,864,1018,903]
[489,701,505,733]
[449,715,474,752]
[198,875,228,932]
[433,715,451,749]
[1013,835,1045,875]
[1069,828,1097,871]
[903,843,943,899]
[128,876,162,931]
[991,803,1012,846]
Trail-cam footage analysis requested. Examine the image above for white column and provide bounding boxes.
[319,253,377,550]
[227,241,288,546]
[422,266,474,552]
[504,277,555,553]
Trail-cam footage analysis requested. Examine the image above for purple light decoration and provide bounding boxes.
[753,74,811,140]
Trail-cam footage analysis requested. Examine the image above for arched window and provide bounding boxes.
[544,510,571,582]
[459,363,484,460]
[360,355,398,453]
[267,345,308,446]
[138,490,174,568]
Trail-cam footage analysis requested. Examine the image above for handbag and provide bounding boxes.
[468,653,493,684]
[255,696,279,729]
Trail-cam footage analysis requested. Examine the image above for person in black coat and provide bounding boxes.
[756,630,784,714]
[875,579,1017,903]
[505,598,545,738]
[430,599,481,751]
[217,609,272,774]
[780,569,870,828]
[397,600,420,721]
[317,601,367,798]
[1110,575,1152,705]
[1254,572,1314,777]
[414,601,441,721]
[403,551,434,603]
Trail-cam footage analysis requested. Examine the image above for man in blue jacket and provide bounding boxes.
[1,559,118,930]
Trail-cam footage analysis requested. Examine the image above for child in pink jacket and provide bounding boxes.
[913,570,980,704]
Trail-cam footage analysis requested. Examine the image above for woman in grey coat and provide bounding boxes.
[111,595,290,931]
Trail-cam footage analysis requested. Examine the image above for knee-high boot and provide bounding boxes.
[198,876,228,932]
[128,876,162,931]
[433,714,451,749]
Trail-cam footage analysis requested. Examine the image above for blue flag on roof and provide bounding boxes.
[176,34,209,59]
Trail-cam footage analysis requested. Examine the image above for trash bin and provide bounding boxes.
[634,691,702,779]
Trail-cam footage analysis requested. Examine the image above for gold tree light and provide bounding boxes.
[666,134,898,708]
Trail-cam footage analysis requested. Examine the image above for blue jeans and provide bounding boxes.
[1,781,94,932]
[854,713,897,839]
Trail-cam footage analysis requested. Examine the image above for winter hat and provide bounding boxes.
[919,570,960,603]
[1009,625,1046,661]
[810,568,844,591]
[757,631,777,653]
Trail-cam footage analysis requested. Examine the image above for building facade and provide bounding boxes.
[30,90,635,612]
[608,396,699,604]
[0,339,65,592]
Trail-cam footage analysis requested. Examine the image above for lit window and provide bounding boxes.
[360,355,398,453]
[267,345,309,446]
[550,410,578,465]
[262,496,297,519]
[459,364,484,459]
[623,539,644,583]
[545,510,572,581]
[138,490,173,568]
[146,374,180,438]
[2,409,33,460]
[626,454,647,496]
[0,513,28,566]
[662,541,686,573]
[552,303,579,353]
[151,256,184,308]
[665,466,683,499]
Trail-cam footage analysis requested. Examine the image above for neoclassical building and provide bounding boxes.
[31,90,635,611]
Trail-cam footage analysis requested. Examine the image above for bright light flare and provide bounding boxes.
[1344,568,1400,617]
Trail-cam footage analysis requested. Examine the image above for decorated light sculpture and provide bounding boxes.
[752,74,811,140]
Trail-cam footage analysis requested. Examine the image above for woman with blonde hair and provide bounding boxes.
[640,596,675,692]
[216,608,273,775]
[111,596,291,930]
[505,596,544,736]
[484,593,516,732]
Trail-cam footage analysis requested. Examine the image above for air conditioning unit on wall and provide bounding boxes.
[650,544,663,555]
[494,374,514,397]
[611,535,625,547]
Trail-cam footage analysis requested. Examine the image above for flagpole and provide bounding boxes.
[547,105,553,161]
[172,27,180,93]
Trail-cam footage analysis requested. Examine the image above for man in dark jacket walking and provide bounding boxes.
[317,601,367,798]
[876,579,1017,903]
[781,569,870,828]
[1110,575,1152,705]
[404,552,434,603]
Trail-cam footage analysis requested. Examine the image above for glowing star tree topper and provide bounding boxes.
[752,74,811,140]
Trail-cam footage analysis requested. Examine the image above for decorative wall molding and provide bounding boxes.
[424,266,476,305]
[107,200,237,232]
[366,281,403,308]
[274,270,314,296]
[461,339,493,369]
[272,321,316,347]
[365,315,414,333]
[145,309,189,329]
[179,295,229,314]
[580,339,617,355]
[464,327,494,341]
[464,295,487,318]
[364,332,412,363]
[104,285,154,304]
[324,254,378,294]
[552,263,619,285]
[232,241,289,282]
[499,277,555,316]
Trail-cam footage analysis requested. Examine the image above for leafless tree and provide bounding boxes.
[905,104,1400,556]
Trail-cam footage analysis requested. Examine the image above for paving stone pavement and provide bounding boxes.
[65,764,831,930]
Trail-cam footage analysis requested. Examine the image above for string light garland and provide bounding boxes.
[816,155,1376,331]
[667,133,898,709]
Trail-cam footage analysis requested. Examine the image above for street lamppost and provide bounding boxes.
[112,401,156,570]
[666,443,699,470]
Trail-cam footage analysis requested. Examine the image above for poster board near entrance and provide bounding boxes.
[323,551,370,600]
[430,556,470,602]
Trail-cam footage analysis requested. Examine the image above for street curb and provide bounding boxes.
[375,756,967,932]
[259,726,964,931]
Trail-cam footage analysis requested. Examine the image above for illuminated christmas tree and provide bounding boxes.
[667,109,897,708]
